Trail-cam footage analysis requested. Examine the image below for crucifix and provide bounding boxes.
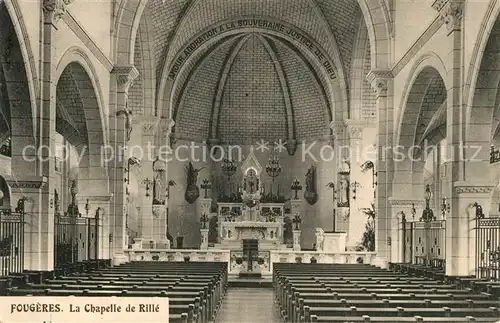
[292,214,302,230]
[201,179,212,199]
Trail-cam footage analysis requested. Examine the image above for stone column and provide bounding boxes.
[367,69,394,268]
[6,177,48,270]
[109,65,139,264]
[433,0,467,276]
[159,119,175,244]
[292,230,301,251]
[11,0,66,271]
[451,184,493,276]
[345,120,367,249]
[388,198,424,263]
[330,121,347,232]
[133,116,160,248]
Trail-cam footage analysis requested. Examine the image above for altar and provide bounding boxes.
[213,148,288,251]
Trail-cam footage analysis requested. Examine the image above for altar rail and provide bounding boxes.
[401,219,446,270]
[124,249,376,275]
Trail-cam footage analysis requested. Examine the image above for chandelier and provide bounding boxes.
[266,150,282,179]
[221,158,237,177]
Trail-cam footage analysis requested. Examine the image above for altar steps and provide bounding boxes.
[228,276,273,288]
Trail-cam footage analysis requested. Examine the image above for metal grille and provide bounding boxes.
[475,217,500,280]
[402,218,446,270]
[0,208,24,276]
[54,213,99,269]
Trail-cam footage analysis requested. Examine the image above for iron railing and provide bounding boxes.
[0,207,25,276]
[475,217,500,280]
[54,213,99,270]
[402,218,446,270]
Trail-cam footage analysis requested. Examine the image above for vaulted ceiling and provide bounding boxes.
[129,0,373,144]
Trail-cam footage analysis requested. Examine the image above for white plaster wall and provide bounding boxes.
[393,0,437,63]
[69,0,112,57]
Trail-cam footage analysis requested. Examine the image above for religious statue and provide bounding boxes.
[184,162,205,204]
[316,229,325,252]
[152,159,166,205]
[304,166,318,205]
[243,169,259,194]
[116,101,133,142]
[338,175,350,207]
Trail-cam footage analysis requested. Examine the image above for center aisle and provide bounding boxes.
[216,287,282,323]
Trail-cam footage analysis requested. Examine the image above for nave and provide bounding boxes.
[2,261,499,322]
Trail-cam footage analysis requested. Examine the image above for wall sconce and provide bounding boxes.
[124,157,141,184]
[166,180,176,199]
[472,202,485,219]
[397,210,406,222]
[360,161,377,188]
[441,197,450,219]
[411,203,416,220]
[142,178,153,198]
[351,181,361,200]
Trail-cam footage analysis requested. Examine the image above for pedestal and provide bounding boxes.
[200,228,209,250]
[323,232,347,253]
[315,228,325,252]
[293,230,301,251]
[112,253,129,266]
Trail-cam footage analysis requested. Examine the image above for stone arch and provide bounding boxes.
[112,0,148,65]
[393,53,448,198]
[55,53,109,192]
[1,0,38,133]
[356,0,392,69]
[466,1,500,149]
[160,23,346,124]
[55,47,108,148]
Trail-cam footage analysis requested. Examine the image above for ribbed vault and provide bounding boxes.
[174,32,329,144]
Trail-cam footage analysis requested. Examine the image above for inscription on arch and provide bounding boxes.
[168,18,337,81]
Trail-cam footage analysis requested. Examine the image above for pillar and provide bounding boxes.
[330,121,347,233]
[109,65,139,264]
[433,0,468,276]
[367,69,394,268]
[132,116,161,248]
[159,119,175,245]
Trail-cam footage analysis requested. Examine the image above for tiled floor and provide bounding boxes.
[216,287,283,323]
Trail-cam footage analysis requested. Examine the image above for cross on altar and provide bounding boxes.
[201,179,211,199]
[200,213,209,229]
[293,214,302,230]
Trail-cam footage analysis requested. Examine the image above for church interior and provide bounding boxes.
[0,0,500,322]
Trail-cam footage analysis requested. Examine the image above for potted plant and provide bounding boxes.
[358,202,376,252]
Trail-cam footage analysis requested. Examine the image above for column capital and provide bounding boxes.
[345,119,372,140]
[42,0,75,26]
[432,0,464,34]
[453,182,494,195]
[388,197,425,207]
[5,175,47,189]
[112,65,139,93]
[329,121,345,136]
[160,118,175,137]
[366,69,393,98]
[134,116,160,136]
